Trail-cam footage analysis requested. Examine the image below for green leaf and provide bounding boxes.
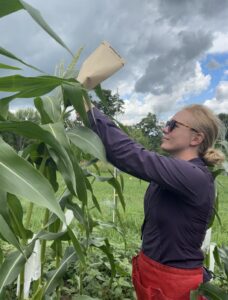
[19,0,73,56]
[0,63,21,70]
[0,215,23,252]
[94,84,106,104]
[34,97,53,124]
[67,125,107,162]
[67,227,86,265]
[0,190,9,220]
[0,74,65,94]
[42,122,70,149]
[50,123,87,204]
[62,83,89,126]
[36,230,69,241]
[0,0,73,55]
[0,46,43,73]
[108,176,125,211]
[7,194,33,240]
[0,0,23,18]
[213,246,223,269]
[0,120,77,195]
[43,246,77,296]
[34,95,62,124]
[190,289,199,300]
[43,122,87,202]
[197,282,228,300]
[65,200,85,225]
[85,177,101,213]
[0,242,34,294]
[89,238,116,280]
[0,138,65,223]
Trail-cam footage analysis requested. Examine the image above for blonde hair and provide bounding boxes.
[184,104,226,166]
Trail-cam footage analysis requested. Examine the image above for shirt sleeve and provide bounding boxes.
[88,107,209,198]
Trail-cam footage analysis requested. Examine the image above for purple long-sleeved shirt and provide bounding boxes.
[88,107,215,274]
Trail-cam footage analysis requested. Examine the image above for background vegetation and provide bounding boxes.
[0,1,227,299]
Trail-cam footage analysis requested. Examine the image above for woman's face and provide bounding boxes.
[161,110,199,157]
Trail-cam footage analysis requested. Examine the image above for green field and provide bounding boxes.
[26,169,228,249]
[1,167,226,299]
[88,171,228,249]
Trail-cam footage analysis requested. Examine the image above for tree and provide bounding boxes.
[1,108,41,151]
[126,125,151,150]
[91,89,124,118]
[218,113,228,140]
[136,112,163,152]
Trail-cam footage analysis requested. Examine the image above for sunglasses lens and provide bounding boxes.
[165,120,176,132]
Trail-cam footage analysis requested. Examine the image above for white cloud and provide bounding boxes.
[208,32,228,53]
[118,62,211,124]
[1,0,228,120]
[204,81,228,113]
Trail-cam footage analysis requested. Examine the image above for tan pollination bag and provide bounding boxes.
[77,41,125,89]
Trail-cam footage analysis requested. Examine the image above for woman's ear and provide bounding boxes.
[190,132,205,146]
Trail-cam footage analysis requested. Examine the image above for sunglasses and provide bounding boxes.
[165,119,198,133]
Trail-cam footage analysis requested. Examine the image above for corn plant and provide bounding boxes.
[0,1,125,299]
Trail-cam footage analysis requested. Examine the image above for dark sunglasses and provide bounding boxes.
[165,119,198,133]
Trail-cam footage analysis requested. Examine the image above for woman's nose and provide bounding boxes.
[162,126,169,134]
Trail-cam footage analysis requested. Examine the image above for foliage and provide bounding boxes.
[60,246,135,300]
[0,2,126,300]
[1,108,40,151]
[125,125,152,150]
[125,113,163,152]
[218,113,228,141]
[91,89,124,118]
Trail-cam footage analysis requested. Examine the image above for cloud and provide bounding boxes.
[0,0,228,118]
[135,30,212,94]
[208,32,228,53]
[119,63,211,124]
[204,81,228,113]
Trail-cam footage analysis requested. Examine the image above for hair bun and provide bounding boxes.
[203,148,225,166]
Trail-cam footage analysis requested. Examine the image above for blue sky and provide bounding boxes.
[1,0,228,124]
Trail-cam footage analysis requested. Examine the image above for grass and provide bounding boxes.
[21,167,228,249]
[88,170,228,250]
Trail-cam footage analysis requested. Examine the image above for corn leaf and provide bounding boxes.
[43,247,77,296]
[0,63,21,70]
[0,46,43,73]
[19,0,73,56]
[62,83,89,126]
[0,138,65,223]
[0,0,23,18]
[0,121,77,195]
[0,0,73,56]
[67,125,107,163]
[0,242,35,294]
[0,215,23,252]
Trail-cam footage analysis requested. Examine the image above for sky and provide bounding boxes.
[1,0,228,124]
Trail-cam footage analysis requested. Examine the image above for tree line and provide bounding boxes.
[2,89,228,152]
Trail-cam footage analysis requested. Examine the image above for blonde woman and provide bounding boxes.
[86,104,225,300]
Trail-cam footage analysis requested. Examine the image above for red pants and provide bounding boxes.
[132,251,205,300]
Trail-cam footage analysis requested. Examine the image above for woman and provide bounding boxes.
[85,103,225,300]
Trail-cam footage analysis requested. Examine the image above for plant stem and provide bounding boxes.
[40,209,50,278]
[18,270,25,300]
[55,239,62,299]
[79,263,84,295]
[25,202,34,229]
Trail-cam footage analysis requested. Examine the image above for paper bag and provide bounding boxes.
[77,41,125,89]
